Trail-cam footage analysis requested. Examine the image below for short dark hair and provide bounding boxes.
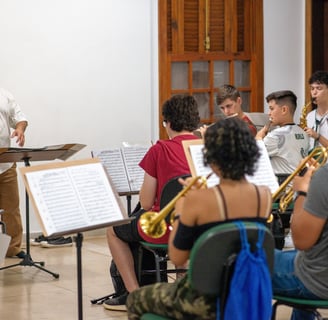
[162,95,200,132]
[308,70,328,86]
[216,84,240,105]
[265,90,297,114]
[203,117,260,180]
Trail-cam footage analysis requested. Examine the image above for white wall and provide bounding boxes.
[263,0,306,120]
[0,0,304,235]
[0,0,157,233]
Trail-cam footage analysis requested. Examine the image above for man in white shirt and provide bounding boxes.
[304,71,328,151]
[0,88,28,258]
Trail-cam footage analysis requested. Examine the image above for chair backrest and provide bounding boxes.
[244,112,270,130]
[0,233,11,264]
[159,174,191,211]
[188,221,275,296]
[0,210,11,264]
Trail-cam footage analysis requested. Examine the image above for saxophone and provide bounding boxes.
[299,100,313,129]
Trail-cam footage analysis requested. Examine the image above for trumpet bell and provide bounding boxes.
[137,211,171,244]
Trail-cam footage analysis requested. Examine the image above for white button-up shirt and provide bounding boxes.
[0,88,28,174]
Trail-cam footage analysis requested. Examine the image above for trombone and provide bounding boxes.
[272,146,328,213]
[137,175,210,242]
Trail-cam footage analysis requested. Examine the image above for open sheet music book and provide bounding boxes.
[182,139,279,194]
[19,158,132,237]
[92,146,149,194]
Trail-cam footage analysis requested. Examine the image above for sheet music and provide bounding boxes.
[23,161,126,236]
[92,146,148,193]
[92,149,130,193]
[188,140,279,193]
[246,140,279,193]
[121,146,149,192]
[188,144,220,187]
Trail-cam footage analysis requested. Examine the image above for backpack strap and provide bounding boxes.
[255,222,265,251]
[234,221,250,252]
[235,221,265,253]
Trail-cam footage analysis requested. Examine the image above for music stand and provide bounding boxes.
[19,158,133,320]
[0,143,86,278]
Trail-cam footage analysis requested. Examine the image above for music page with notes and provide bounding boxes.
[183,139,279,193]
[92,146,149,194]
[19,158,131,237]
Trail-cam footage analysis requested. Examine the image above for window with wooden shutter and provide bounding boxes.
[158,0,264,139]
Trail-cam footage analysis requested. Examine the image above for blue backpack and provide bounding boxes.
[217,221,273,320]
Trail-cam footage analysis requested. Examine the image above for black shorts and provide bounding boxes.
[113,208,146,242]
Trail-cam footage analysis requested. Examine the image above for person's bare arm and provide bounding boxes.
[168,188,199,266]
[139,172,157,210]
[304,127,328,148]
[291,197,326,250]
[291,166,326,250]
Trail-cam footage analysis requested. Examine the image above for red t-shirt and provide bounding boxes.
[139,134,199,212]
[242,114,257,136]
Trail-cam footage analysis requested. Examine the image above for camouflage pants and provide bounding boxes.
[126,276,217,320]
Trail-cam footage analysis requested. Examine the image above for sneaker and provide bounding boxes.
[284,230,294,249]
[30,235,65,246]
[30,235,49,246]
[40,236,73,248]
[103,292,128,311]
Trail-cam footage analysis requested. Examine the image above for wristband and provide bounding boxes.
[173,214,180,221]
[294,191,307,201]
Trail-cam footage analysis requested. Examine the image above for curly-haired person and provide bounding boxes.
[104,95,200,311]
[126,117,272,319]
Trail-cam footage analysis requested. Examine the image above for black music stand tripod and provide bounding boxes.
[0,144,85,278]
[0,156,59,278]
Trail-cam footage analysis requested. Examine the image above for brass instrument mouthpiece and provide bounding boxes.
[266,119,272,131]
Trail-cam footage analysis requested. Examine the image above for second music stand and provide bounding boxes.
[0,143,86,278]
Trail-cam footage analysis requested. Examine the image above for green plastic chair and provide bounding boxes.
[139,221,275,320]
[271,295,328,320]
[138,175,190,283]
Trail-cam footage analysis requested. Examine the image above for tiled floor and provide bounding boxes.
[1,231,327,320]
[0,231,126,320]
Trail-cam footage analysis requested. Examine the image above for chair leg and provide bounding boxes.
[137,245,161,282]
[137,245,143,283]
[313,310,324,320]
[153,251,161,282]
[271,301,278,320]
[138,245,169,283]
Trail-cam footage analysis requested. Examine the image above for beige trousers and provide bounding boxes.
[0,164,23,257]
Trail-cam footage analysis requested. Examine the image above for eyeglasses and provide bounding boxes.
[162,120,167,128]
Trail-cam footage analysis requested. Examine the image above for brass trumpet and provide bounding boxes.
[272,146,328,212]
[137,175,209,243]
